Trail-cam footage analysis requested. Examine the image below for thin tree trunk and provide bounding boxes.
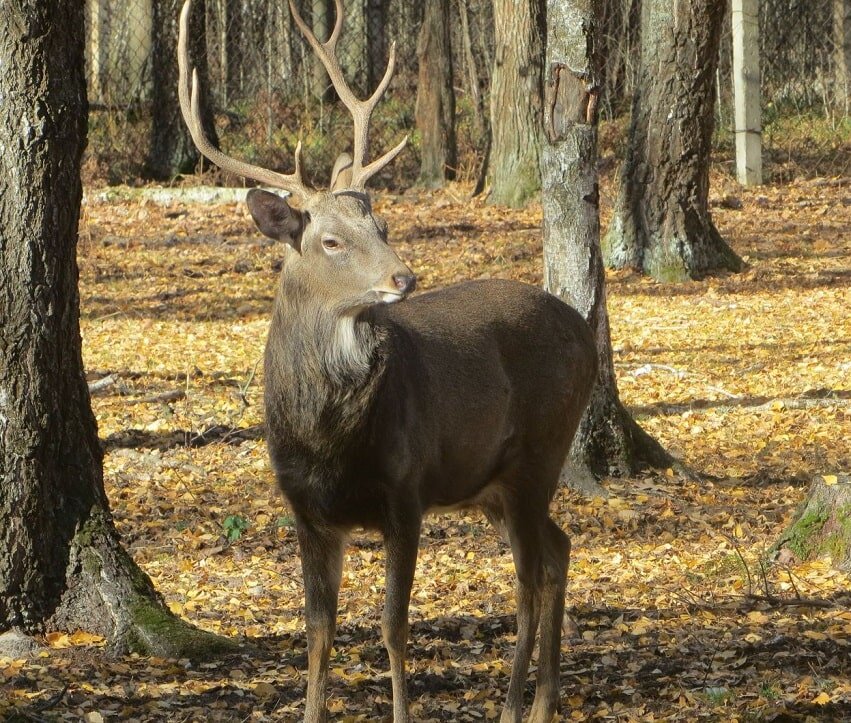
[457,0,485,137]
[835,0,851,112]
[343,0,368,94]
[542,0,672,477]
[603,0,742,282]
[366,0,389,91]
[310,0,332,99]
[416,0,457,187]
[598,0,641,116]
[147,0,218,180]
[0,0,233,659]
[224,0,242,103]
[487,0,545,207]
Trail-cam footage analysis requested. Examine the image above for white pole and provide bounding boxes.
[732,0,762,185]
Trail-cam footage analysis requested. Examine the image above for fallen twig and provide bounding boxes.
[31,683,69,713]
[743,593,835,609]
[88,374,118,393]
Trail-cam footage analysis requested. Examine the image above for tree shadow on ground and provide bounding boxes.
[630,388,851,417]
[102,424,264,452]
[612,266,851,297]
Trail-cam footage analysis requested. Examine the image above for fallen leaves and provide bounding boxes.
[3,174,849,721]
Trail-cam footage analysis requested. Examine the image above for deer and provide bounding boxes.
[178,1,598,720]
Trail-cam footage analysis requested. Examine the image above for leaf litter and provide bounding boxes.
[2,173,850,721]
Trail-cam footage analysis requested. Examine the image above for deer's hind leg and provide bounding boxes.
[529,517,570,722]
[483,490,546,723]
[381,511,421,723]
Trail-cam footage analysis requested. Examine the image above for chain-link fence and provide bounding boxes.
[84,0,849,188]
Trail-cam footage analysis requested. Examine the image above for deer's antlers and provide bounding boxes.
[177,0,406,196]
[288,0,408,189]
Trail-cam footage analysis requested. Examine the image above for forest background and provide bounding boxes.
[1,0,850,720]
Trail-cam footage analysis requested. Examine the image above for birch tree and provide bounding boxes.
[542,0,671,476]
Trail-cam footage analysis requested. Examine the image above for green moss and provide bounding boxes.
[782,504,828,559]
[126,597,238,660]
[645,242,690,283]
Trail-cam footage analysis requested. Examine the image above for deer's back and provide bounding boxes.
[366,279,597,510]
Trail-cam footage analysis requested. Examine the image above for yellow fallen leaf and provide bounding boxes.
[823,475,838,485]
[69,631,105,646]
[813,691,831,705]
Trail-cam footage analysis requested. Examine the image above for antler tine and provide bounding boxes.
[178,0,310,199]
[288,0,406,190]
[327,0,344,50]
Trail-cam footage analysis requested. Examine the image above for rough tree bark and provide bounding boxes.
[603,0,742,282]
[416,0,457,187]
[0,0,234,659]
[776,476,851,570]
[542,0,672,477]
[147,0,218,180]
[487,0,545,207]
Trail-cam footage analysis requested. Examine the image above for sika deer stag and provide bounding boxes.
[179,1,597,720]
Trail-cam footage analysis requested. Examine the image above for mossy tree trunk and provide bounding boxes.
[0,0,234,660]
[602,0,742,282]
[415,0,457,188]
[776,476,851,570]
[542,0,673,478]
[487,0,545,208]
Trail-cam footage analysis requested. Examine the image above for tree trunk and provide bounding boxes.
[224,0,243,104]
[487,0,545,207]
[147,0,219,180]
[603,0,742,282]
[0,0,234,659]
[457,0,485,138]
[776,476,851,570]
[598,0,641,116]
[542,0,673,478]
[366,0,390,91]
[310,0,332,100]
[416,0,458,187]
[836,0,851,112]
[339,0,368,95]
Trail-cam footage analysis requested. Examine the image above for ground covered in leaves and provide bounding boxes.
[3,174,851,721]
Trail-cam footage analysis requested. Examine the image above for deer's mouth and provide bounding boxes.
[371,288,406,304]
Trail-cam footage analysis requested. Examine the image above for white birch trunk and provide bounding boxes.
[732,0,762,186]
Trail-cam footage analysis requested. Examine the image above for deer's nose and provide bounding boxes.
[393,273,416,295]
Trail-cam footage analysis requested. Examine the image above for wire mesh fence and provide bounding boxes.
[83,0,849,188]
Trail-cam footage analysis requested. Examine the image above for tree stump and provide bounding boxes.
[776,475,851,569]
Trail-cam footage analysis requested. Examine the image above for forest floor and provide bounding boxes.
[2,172,851,721]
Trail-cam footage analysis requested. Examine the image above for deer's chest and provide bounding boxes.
[270,445,390,531]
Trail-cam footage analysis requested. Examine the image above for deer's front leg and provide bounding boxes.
[382,515,422,722]
[296,519,345,723]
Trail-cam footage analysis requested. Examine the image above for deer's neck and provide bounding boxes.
[265,274,387,454]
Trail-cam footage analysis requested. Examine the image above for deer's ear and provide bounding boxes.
[330,153,353,192]
[246,189,304,251]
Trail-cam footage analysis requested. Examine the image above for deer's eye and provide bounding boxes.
[322,236,342,252]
